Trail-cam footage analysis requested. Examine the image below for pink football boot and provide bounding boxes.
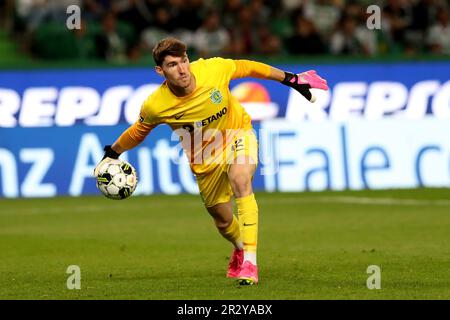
[226,248,244,278]
[237,261,258,285]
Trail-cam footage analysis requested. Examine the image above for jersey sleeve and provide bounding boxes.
[231,59,271,80]
[203,57,271,83]
[138,91,162,126]
[116,95,160,150]
[116,119,155,150]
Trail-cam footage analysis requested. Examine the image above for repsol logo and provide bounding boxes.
[195,107,227,128]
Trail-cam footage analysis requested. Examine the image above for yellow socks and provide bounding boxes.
[219,215,243,250]
[217,193,259,265]
[236,193,258,265]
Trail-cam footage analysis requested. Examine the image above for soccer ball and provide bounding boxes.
[96,159,138,200]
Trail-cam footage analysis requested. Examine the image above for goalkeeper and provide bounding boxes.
[94,38,328,285]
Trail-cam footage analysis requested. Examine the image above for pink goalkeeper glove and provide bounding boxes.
[281,70,328,102]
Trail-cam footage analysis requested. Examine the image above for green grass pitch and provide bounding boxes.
[0,189,449,300]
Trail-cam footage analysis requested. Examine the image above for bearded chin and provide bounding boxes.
[181,78,191,88]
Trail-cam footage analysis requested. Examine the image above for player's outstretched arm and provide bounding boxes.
[93,121,153,176]
[233,60,328,103]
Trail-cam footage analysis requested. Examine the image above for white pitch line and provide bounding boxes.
[258,196,450,206]
[2,195,450,216]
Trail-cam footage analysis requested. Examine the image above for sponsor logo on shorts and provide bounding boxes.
[231,137,244,151]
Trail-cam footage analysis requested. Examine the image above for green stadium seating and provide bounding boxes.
[32,20,137,60]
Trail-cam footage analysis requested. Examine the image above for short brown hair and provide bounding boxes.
[152,38,187,66]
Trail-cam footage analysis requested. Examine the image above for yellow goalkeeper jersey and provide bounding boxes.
[118,57,271,175]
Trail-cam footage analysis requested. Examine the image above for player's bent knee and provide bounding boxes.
[230,174,252,197]
[207,203,233,229]
[214,216,233,229]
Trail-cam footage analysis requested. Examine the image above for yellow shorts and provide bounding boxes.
[196,130,258,208]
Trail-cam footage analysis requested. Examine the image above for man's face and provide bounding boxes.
[156,54,191,88]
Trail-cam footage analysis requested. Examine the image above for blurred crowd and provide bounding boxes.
[0,0,449,62]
